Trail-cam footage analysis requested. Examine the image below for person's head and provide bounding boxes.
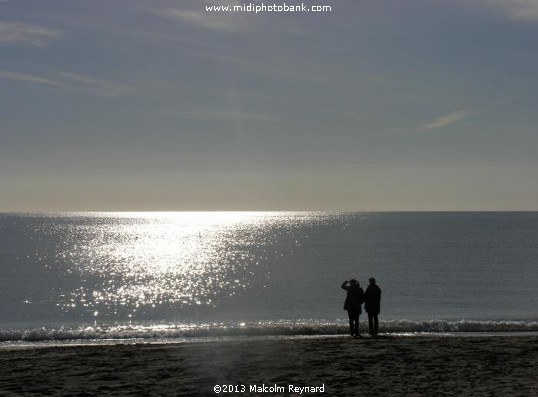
[350,279,358,286]
[369,277,376,285]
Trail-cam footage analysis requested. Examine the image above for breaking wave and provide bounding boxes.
[2,319,538,344]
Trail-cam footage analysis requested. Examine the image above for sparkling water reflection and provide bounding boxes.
[54,212,288,317]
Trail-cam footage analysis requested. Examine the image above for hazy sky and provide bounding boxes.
[1,0,538,211]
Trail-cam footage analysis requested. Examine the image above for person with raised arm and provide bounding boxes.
[341,279,365,337]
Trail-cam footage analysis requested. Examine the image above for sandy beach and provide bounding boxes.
[1,335,537,396]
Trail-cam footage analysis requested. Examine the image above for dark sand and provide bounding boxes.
[1,336,537,396]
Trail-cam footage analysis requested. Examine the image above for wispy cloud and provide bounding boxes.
[0,69,133,97]
[416,110,469,131]
[479,0,538,22]
[0,70,71,89]
[56,72,133,97]
[506,0,538,21]
[156,1,248,31]
[183,110,281,123]
[0,22,61,47]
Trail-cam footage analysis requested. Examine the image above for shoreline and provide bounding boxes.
[1,335,537,396]
[3,331,538,353]
[2,317,538,348]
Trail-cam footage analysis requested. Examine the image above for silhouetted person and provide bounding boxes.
[364,277,381,336]
[341,279,365,337]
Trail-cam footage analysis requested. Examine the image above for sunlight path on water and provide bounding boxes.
[55,212,293,318]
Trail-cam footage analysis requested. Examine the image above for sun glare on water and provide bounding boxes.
[55,212,285,318]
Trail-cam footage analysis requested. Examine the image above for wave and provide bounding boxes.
[1,319,538,343]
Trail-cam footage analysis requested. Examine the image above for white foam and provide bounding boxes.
[1,319,537,346]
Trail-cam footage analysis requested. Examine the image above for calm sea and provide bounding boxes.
[1,212,537,344]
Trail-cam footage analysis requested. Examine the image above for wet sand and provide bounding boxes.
[1,336,537,396]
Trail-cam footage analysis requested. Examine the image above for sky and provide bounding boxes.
[1,0,538,211]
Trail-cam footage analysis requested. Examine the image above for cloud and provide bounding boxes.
[507,0,538,21]
[0,22,61,47]
[56,72,133,97]
[479,0,538,22]
[0,69,133,97]
[417,110,469,131]
[0,70,72,89]
[183,110,281,123]
[156,1,248,31]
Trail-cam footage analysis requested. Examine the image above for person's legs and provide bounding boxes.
[347,311,354,336]
[368,312,374,335]
[373,314,379,335]
[348,310,360,336]
[354,315,360,337]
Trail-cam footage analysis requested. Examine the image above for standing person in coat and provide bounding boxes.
[364,277,381,336]
[341,279,365,337]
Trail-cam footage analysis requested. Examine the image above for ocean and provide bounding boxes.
[1,212,537,345]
